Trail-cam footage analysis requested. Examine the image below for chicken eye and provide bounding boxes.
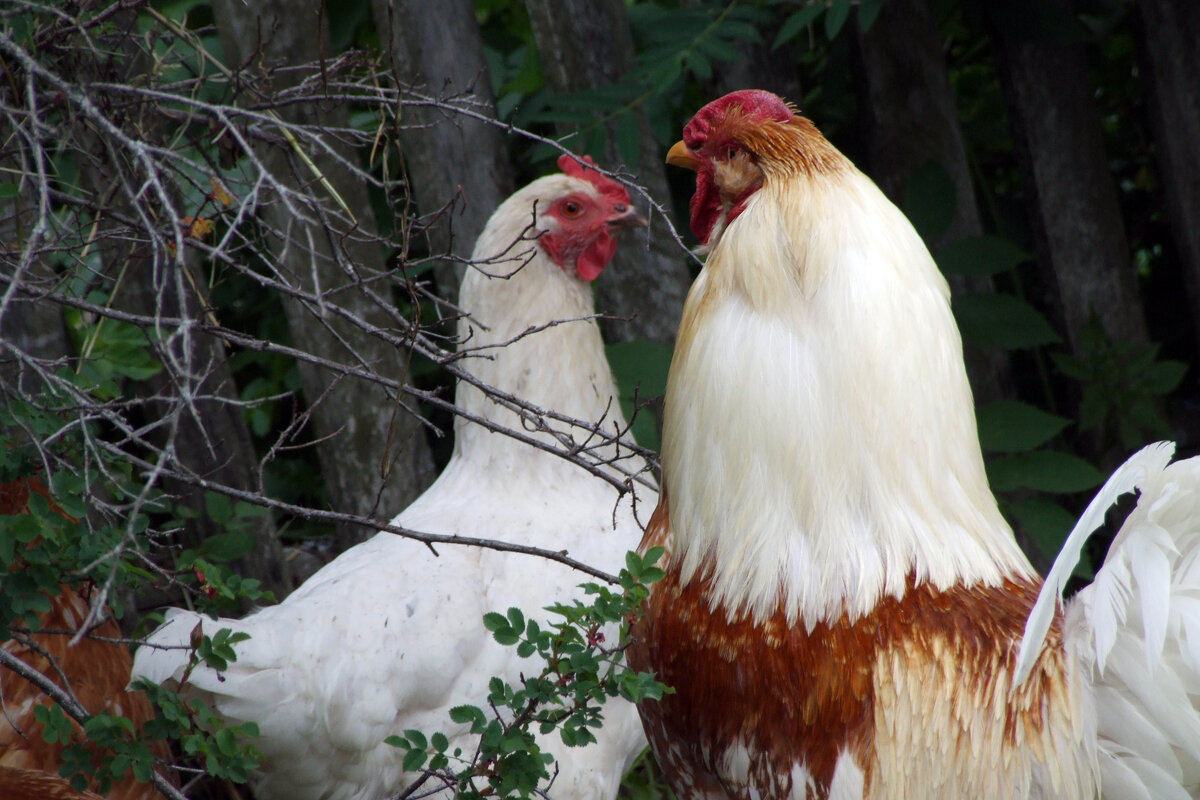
[562,200,583,217]
[726,148,738,161]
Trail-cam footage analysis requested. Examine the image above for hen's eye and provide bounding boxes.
[562,200,582,217]
[727,148,738,160]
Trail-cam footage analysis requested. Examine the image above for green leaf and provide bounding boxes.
[402,747,427,772]
[197,531,256,563]
[825,0,853,39]
[1142,360,1186,396]
[935,235,1031,277]
[1049,351,1092,381]
[403,729,427,751]
[772,4,823,49]
[482,612,507,632]
[858,0,886,31]
[606,340,672,451]
[204,492,232,525]
[614,113,641,168]
[448,705,485,728]
[684,49,712,81]
[696,34,739,62]
[953,293,1062,351]
[987,451,1104,494]
[1008,496,1092,578]
[976,400,1070,453]
[492,629,520,646]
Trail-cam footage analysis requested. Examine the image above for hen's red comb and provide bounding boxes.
[556,154,630,204]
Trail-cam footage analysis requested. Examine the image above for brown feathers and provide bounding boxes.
[0,766,106,800]
[0,477,169,800]
[631,550,1073,798]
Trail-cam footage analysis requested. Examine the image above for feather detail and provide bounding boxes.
[1013,442,1176,687]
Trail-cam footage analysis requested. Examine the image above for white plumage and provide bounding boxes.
[134,166,654,800]
[629,89,1200,800]
[1016,442,1200,799]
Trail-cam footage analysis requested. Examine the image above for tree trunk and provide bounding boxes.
[524,0,692,346]
[212,0,436,550]
[0,267,71,395]
[369,0,516,301]
[988,14,1148,351]
[117,255,292,596]
[3,10,291,599]
[1136,0,1200,351]
[855,0,1014,406]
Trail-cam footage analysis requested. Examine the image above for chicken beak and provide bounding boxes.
[666,140,701,171]
[608,206,649,229]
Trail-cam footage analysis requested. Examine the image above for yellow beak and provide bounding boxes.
[666,140,701,171]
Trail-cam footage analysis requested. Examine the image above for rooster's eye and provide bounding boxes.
[726,148,738,160]
[562,200,582,217]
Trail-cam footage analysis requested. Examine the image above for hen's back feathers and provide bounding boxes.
[134,162,654,800]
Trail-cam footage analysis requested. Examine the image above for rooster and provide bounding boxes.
[0,476,171,800]
[134,155,656,800]
[629,89,1200,799]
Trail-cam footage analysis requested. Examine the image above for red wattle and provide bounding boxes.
[576,232,616,281]
[690,168,722,245]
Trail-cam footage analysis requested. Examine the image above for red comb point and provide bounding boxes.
[556,154,630,204]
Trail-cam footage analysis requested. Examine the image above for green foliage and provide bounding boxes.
[606,340,673,451]
[936,235,1032,278]
[772,0,885,49]
[493,2,775,166]
[976,401,1070,454]
[953,293,1062,351]
[1051,319,1186,452]
[136,680,263,783]
[387,548,669,798]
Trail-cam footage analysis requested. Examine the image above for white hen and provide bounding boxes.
[134,155,655,800]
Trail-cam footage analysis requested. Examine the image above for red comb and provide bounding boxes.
[556,154,631,204]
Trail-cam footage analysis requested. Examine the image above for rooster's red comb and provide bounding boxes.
[557,154,630,204]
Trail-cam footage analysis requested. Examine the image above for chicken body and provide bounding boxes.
[0,477,169,800]
[630,90,1200,800]
[134,158,655,800]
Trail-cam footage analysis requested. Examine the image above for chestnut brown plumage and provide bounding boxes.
[0,477,170,800]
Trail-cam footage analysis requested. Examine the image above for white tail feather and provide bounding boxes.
[1014,443,1200,798]
[1012,442,1176,687]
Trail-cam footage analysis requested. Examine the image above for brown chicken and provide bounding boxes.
[630,89,1200,799]
[0,476,169,800]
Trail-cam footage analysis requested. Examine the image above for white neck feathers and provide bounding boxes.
[451,176,631,478]
[664,167,1033,627]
